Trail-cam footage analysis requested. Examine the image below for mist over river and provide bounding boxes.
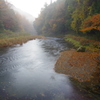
[0,37,93,100]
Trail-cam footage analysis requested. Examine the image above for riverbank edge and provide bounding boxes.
[55,50,100,98]
[64,34,100,52]
[0,35,46,47]
[54,35,100,97]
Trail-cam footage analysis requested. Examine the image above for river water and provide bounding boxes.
[0,37,93,100]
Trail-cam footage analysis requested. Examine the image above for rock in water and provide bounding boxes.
[77,46,86,52]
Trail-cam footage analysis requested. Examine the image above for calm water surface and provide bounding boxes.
[0,38,93,100]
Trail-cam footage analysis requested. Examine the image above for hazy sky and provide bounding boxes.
[7,0,56,17]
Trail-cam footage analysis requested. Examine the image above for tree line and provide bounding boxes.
[0,0,34,34]
[33,0,100,37]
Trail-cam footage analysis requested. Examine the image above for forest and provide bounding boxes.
[0,0,34,34]
[34,0,100,40]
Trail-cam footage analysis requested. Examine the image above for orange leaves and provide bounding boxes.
[81,27,95,32]
[81,14,100,31]
[97,26,100,30]
[69,51,98,68]
[55,48,100,82]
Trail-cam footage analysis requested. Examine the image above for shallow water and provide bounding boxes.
[0,37,93,100]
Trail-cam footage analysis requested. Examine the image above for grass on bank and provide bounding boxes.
[0,30,45,47]
[62,35,100,97]
[64,35,100,52]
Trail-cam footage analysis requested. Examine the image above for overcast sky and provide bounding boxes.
[7,0,56,17]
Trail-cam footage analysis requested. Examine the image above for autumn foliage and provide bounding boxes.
[66,35,100,50]
[0,0,34,34]
[55,49,100,82]
[34,0,100,36]
[81,14,100,32]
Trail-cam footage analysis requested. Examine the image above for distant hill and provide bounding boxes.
[12,6,35,23]
[11,6,37,34]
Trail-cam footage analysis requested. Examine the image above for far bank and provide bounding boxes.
[0,30,45,47]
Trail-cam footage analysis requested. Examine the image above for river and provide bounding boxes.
[0,37,93,100]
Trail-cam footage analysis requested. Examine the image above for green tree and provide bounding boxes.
[34,0,100,36]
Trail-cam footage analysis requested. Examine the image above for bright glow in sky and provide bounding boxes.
[7,0,56,17]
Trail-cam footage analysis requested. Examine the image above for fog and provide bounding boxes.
[7,0,57,17]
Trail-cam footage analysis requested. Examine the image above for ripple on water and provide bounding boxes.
[0,38,95,100]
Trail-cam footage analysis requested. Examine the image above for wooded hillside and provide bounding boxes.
[0,0,34,34]
[33,0,100,39]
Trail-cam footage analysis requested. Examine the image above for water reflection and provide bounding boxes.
[0,38,93,100]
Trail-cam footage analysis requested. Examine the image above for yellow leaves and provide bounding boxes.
[40,93,45,97]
